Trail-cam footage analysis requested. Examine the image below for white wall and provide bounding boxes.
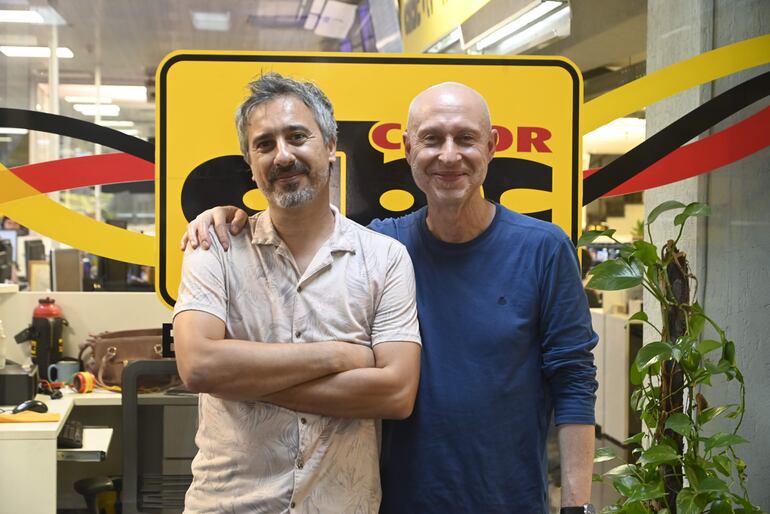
[0,291,172,365]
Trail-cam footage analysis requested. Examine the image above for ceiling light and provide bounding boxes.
[495,5,570,54]
[30,6,67,25]
[0,127,29,135]
[64,96,114,104]
[59,84,147,102]
[97,120,135,128]
[473,1,563,51]
[0,137,12,143]
[0,46,74,58]
[191,11,231,31]
[0,9,44,24]
[427,28,461,53]
[73,104,120,116]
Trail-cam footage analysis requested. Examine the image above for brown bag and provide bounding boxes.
[79,328,164,388]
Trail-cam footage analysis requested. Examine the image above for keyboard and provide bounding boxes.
[57,419,84,449]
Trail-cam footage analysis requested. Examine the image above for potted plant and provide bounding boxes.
[578,201,763,514]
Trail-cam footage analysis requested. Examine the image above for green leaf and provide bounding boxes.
[623,432,644,446]
[676,488,706,514]
[696,476,729,493]
[578,228,617,247]
[674,202,712,226]
[587,259,644,290]
[604,463,637,477]
[638,444,680,466]
[635,341,673,370]
[697,339,722,355]
[690,302,706,338]
[613,475,640,497]
[592,473,603,482]
[723,340,736,366]
[671,346,683,362]
[648,200,686,225]
[709,500,734,514]
[627,480,665,502]
[713,454,732,476]
[594,446,617,463]
[629,360,645,386]
[699,405,729,425]
[624,502,652,514]
[704,432,749,453]
[632,240,658,266]
[665,412,693,437]
[629,310,648,322]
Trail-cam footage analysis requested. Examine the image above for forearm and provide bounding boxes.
[179,338,363,398]
[558,423,595,507]
[258,364,416,419]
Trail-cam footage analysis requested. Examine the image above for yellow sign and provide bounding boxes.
[156,51,582,308]
[400,0,492,53]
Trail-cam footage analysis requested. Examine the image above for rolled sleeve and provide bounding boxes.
[370,243,422,347]
[540,234,598,426]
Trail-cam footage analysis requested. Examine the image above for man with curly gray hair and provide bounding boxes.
[173,72,422,513]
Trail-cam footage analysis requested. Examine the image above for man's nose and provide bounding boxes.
[437,138,461,165]
[274,138,295,167]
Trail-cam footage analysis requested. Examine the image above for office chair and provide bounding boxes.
[121,359,196,514]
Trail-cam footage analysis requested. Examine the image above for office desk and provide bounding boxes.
[0,391,117,514]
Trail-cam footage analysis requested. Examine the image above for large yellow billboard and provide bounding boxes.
[156,52,582,307]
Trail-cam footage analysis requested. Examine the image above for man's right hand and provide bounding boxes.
[180,205,249,251]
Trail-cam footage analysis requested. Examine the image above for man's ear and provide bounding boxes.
[487,128,498,162]
[403,132,412,165]
[327,139,337,164]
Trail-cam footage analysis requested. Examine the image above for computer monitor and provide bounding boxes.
[16,236,47,279]
[0,229,17,261]
[0,239,13,282]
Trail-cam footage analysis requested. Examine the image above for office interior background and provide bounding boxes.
[1,0,769,512]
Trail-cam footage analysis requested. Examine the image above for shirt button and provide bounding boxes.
[297,459,304,469]
[300,417,307,424]
[295,330,302,338]
[290,502,296,508]
[297,285,302,292]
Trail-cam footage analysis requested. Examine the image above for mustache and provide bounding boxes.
[268,161,311,182]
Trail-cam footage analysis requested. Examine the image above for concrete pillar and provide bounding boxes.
[646,0,770,507]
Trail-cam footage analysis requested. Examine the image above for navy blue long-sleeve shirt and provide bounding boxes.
[370,203,598,513]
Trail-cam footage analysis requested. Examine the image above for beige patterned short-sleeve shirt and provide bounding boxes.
[174,205,421,514]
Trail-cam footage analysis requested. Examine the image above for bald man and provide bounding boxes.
[183,82,598,514]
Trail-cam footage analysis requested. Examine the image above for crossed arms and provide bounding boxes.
[174,310,421,419]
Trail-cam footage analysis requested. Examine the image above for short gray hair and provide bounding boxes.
[235,72,337,162]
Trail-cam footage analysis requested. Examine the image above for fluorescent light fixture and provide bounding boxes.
[59,84,147,102]
[427,27,461,53]
[64,95,114,104]
[97,120,135,128]
[0,46,74,58]
[0,136,12,143]
[119,129,140,137]
[0,9,44,23]
[0,127,29,135]
[31,5,67,25]
[475,1,562,51]
[73,104,120,116]
[191,11,231,31]
[495,5,570,54]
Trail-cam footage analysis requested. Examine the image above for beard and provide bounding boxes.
[264,161,329,209]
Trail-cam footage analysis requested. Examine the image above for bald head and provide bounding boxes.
[407,82,492,134]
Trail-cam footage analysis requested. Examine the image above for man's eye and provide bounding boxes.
[423,135,438,144]
[255,141,274,151]
[290,133,308,143]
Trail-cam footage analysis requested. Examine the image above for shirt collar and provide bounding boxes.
[250,204,357,254]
